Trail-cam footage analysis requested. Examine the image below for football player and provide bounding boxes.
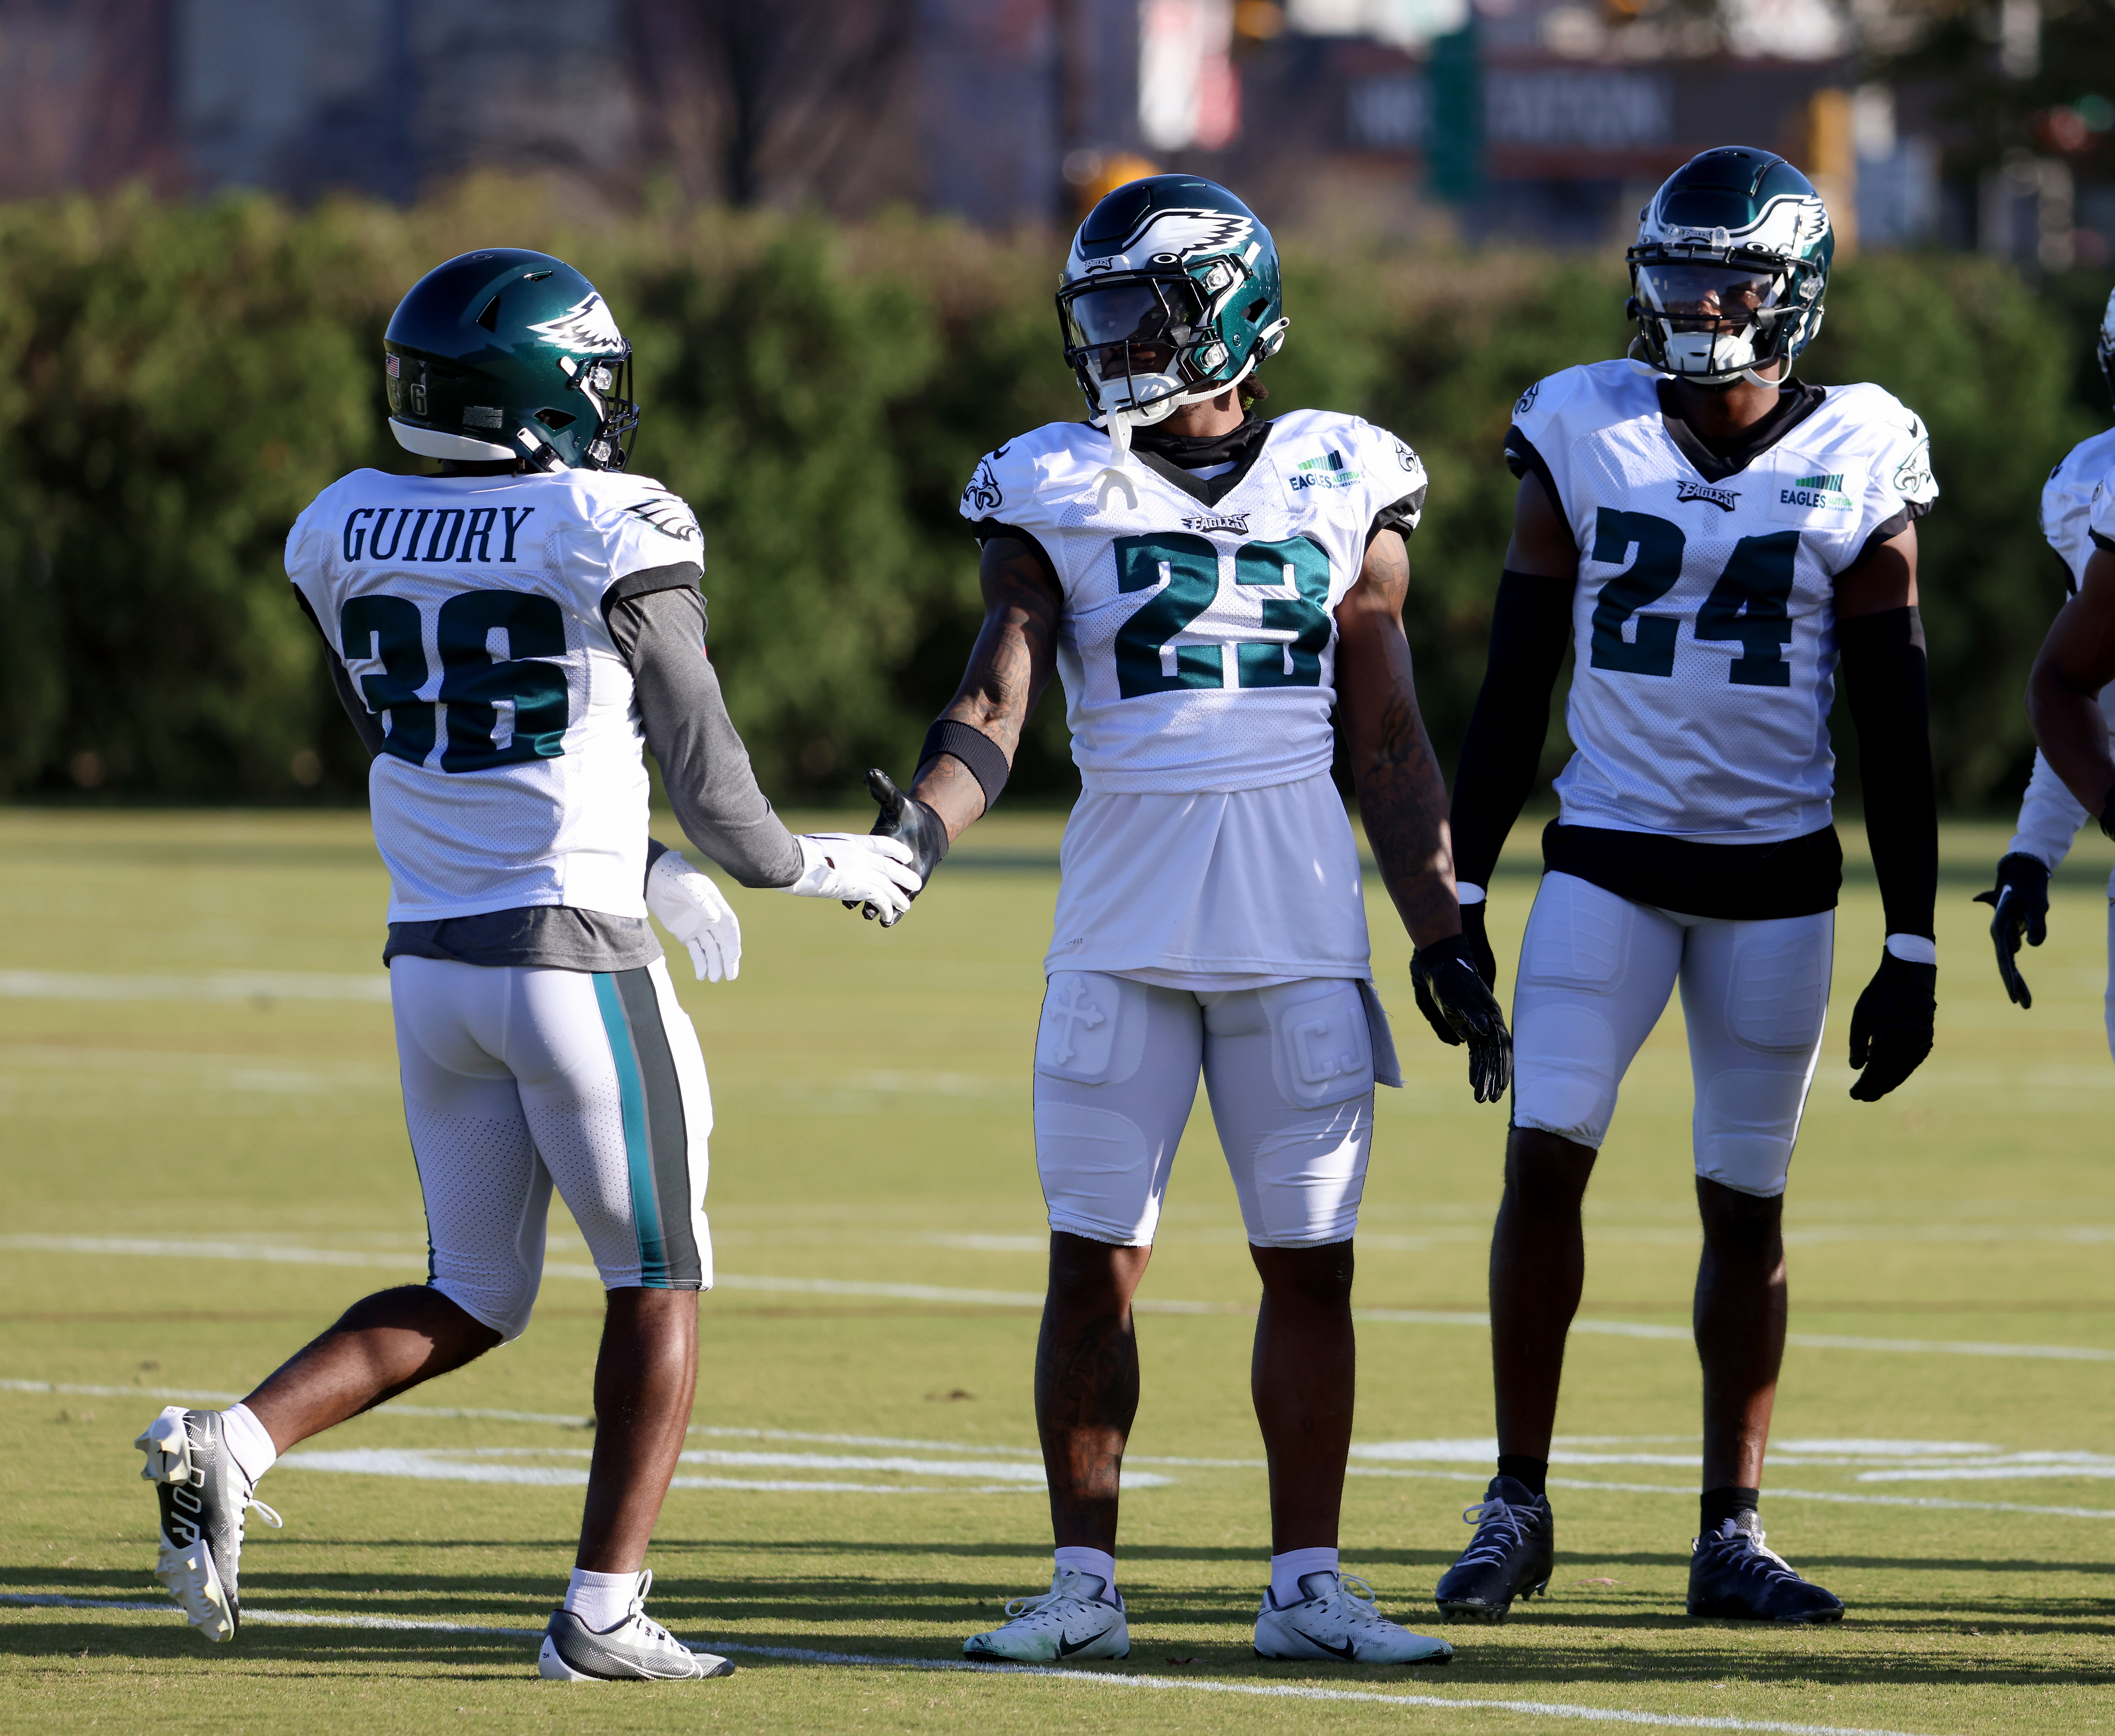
[1979,291,2115,1020]
[2026,293,2115,990]
[1434,150,1939,1625]
[863,175,1508,1666]
[132,250,918,1680]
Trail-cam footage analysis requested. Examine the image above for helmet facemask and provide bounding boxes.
[552,350,639,471]
[1628,251,1820,387]
[2097,286,2115,412]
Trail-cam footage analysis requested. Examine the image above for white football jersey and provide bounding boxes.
[1511,361,1937,842]
[2042,425,2115,588]
[962,411,1427,795]
[961,411,1426,981]
[2009,430,2115,879]
[287,467,704,923]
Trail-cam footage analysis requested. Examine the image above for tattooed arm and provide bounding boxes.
[1335,527,1463,948]
[909,534,1064,842]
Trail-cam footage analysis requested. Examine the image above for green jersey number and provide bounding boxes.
[1112,532,1332,698]
[1588,509,1799,688]
[338,590,571,771]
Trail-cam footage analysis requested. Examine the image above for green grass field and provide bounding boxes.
[2,807,2112,1734]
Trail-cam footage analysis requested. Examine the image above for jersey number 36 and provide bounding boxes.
[339,590,570,771]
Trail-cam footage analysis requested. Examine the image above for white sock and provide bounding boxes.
[565,1567,642,1633]
[217,1404,278,1488]
[1053,1545,1118,1603]
[1270,1545,1340,1607]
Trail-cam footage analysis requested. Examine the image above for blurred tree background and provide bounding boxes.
[0,178,2100,812]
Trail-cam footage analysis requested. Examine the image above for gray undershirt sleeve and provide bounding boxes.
[606,578,803,889]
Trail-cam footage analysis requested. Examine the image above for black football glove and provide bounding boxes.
[854,767,949,926]
[1411,934,1512,1105]
[1846,949,1936,1101]
[1460,898,1497,990]
[1972,852,2049,1009]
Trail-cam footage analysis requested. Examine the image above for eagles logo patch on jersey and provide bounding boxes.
[623,492,701,544]
[964,456,1004,517]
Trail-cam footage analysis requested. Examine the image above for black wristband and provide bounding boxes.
[920,719,1011,812]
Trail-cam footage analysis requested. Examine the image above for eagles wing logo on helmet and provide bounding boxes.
[526,293,627,355]
[1070,209,1254,275]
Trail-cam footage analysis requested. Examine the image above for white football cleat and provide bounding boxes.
[537,1570,734,1680]
[134,1405,282,1643]
[1254,1570,1454,1665]
[963,1569,1129,1663]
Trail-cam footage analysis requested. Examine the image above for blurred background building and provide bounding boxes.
[0,0,2103,255]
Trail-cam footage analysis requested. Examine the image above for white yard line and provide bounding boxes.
[9,1379,2111,1518]
[9,1234,2111,1359]
[0,1594,1938,1735]
[0,969,390,1003]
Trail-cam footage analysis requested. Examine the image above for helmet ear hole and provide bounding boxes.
[534,409,577,430]
[1245,297,1269,321]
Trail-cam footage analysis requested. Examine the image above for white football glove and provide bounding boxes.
[645,849,742,983]
[783,834,920,925]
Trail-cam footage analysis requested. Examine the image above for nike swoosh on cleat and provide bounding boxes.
[1055,1631,1105,1658]
[1305,1634,1358,1661]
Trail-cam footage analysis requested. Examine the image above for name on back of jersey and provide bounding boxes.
[341,504,539,564]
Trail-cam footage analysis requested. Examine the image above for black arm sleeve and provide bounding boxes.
[1448,571,1575,889]
[605,577,804,890]
[1838,605,1937,940]
[293,587,386,761]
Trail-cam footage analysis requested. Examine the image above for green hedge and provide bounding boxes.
[0,183,2099,810]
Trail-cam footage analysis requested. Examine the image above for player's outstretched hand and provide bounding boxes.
[1972,852,2049,1009]
[853,767,950,927]
[645,849,742,982]
[1460,899,1498,990]
[783,834,921,926]
[1847,950,1935,1101]
[1411,934,1512,1105]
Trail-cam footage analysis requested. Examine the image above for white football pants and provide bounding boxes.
[1510,872,1833,1198]
[1032,972,1380,1248]
[390,956,713,1341]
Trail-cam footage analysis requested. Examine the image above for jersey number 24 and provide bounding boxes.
[1113,532,1332,698]
[1588,509,1799,688]
[339,590,570,771]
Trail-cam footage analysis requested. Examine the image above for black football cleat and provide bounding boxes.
[135,1406,281,1642]
[1433,1475,1554,1623]
[1687,1514,1844,1623]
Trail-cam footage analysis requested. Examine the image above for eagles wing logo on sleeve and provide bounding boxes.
[963,455,1004,516]
[526,293,627,355]
[1892,441,1934,501]
[625,492,700,543]
[1514,381,1540,417]
[1392,437,1423,475]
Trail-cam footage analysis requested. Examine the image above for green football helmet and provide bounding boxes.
[383,249,639,471]
[1626,148,1834,387]
[1056,174,1287,430]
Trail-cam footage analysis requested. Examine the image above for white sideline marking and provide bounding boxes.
[14,1379,2112,1517]
[0,969,391,1004]
[277,1444,1165,1493]
[11,1233,2112,1360]
[0,1596,1938,1735]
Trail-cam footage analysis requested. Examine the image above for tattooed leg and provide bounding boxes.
[1035,1231,1154,1552]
